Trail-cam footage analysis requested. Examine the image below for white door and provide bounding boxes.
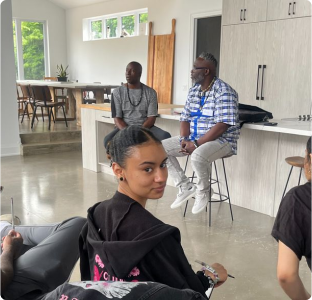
[219,25,244,95]
[261,17,311,119]
[291,0,312,17]
[220,23,266,106]
[222,0,245,25]
[267,0,295,20]
[244,0,268,23]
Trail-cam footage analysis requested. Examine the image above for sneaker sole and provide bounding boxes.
[170,190,196,209]
[191,204,207,214]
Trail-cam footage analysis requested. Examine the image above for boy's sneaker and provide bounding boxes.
[170,183,196,209]
[191,189,214,214]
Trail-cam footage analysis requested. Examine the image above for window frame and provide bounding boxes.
[89,18,104,40]
[13,18,49,80]
[86,8,148,41]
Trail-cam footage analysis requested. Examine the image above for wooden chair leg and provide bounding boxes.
[41,107,44,122]
[48,108,52,130]
[61,105,68,127]
[31,105,38,128]
[21,103,29,123]
[51,109,55,123]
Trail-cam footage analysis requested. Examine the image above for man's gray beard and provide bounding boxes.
[193,74,204,85]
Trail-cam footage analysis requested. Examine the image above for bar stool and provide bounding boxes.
[282,156,304,200]
[183,156,234,226]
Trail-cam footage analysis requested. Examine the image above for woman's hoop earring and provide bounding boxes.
[119,177,124,181]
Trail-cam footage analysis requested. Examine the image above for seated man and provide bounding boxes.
[1,216,86,300]
[162,52,240,214]
[104,61,170,148]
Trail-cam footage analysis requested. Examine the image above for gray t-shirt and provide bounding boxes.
[111,84,158,126]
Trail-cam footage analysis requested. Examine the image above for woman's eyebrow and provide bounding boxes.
[139,157,168,166]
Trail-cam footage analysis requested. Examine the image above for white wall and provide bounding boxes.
[1,0,20,156]
[66,0,222,104]
[12,0,67,77]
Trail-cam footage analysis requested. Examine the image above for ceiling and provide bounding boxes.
[48,0,112,10]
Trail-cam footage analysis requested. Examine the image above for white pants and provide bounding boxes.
[162,136,233,192]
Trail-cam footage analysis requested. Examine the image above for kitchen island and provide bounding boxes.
[81,103,311,217]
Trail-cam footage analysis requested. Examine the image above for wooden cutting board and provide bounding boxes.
[147,19,176,104]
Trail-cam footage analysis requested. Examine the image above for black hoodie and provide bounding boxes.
[79,192,210,298]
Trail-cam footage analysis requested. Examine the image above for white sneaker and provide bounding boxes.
[170,183,196,209]
[191,189,214,214]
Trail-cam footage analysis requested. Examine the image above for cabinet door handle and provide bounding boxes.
[256,65,262,100]
[293,2,296,14]
[288,2,292,15]
[244,9,246,21]
[240,9,243,21]
[260,65,266,100]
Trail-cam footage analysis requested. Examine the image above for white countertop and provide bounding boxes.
[82,104,312,136]
[243,119,312,136]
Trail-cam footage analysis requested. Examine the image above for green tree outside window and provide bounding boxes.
[21,21,45,80]
[12,21,18,79]
[122,15,135,36]
[139,13,148,23]
[106,18,117,38]
[91,20,102,39]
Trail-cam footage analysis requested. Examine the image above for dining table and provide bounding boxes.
[17,80,119,126]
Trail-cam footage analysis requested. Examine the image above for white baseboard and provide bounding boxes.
[1,145,21,157]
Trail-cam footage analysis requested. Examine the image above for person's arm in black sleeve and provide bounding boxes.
[141,235,209,297]
[79,223,91,281]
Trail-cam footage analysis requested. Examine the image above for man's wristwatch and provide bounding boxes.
[193,140,199,148]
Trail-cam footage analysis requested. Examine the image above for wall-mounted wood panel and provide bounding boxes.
[147,19,176,104]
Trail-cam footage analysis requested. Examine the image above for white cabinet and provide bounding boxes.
[261,17,311,118]
[220,14,311,119]
[222,0,268,25]
[267,0,312,21]
[220,23,266,106]
[222,0,245,25]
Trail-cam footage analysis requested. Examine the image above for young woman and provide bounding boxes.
[272,137,311,299]
[80,126,228,298]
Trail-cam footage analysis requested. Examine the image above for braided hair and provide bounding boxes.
[106,126,161,168]
[198,52,218,69]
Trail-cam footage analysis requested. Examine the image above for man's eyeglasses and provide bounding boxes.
[192,67,208,70]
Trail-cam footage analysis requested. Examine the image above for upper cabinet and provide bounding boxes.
[222,0,268,25]
[222,0,245,25]
[267,0,312,21]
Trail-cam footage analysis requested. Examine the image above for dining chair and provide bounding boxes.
[19,84,39,123]
[44,77,69,114]
[31,85,68,130]
[16,84,28,119]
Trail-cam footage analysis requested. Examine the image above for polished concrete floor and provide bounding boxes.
[1,150,311,299]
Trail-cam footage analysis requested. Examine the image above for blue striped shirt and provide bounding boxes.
[180,77,240,154]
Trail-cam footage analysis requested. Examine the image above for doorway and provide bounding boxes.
[194,16,222,76]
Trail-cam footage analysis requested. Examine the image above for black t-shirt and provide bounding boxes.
[272,182,311,269]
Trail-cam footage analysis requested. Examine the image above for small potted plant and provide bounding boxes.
[56,64,69,82]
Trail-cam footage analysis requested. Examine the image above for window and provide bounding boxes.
[121,15,135,36]
[139,13,148,24]
[13,19,48,80]
[106,18,117,38]
[84,9,148,41]
[91,20,102,39]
